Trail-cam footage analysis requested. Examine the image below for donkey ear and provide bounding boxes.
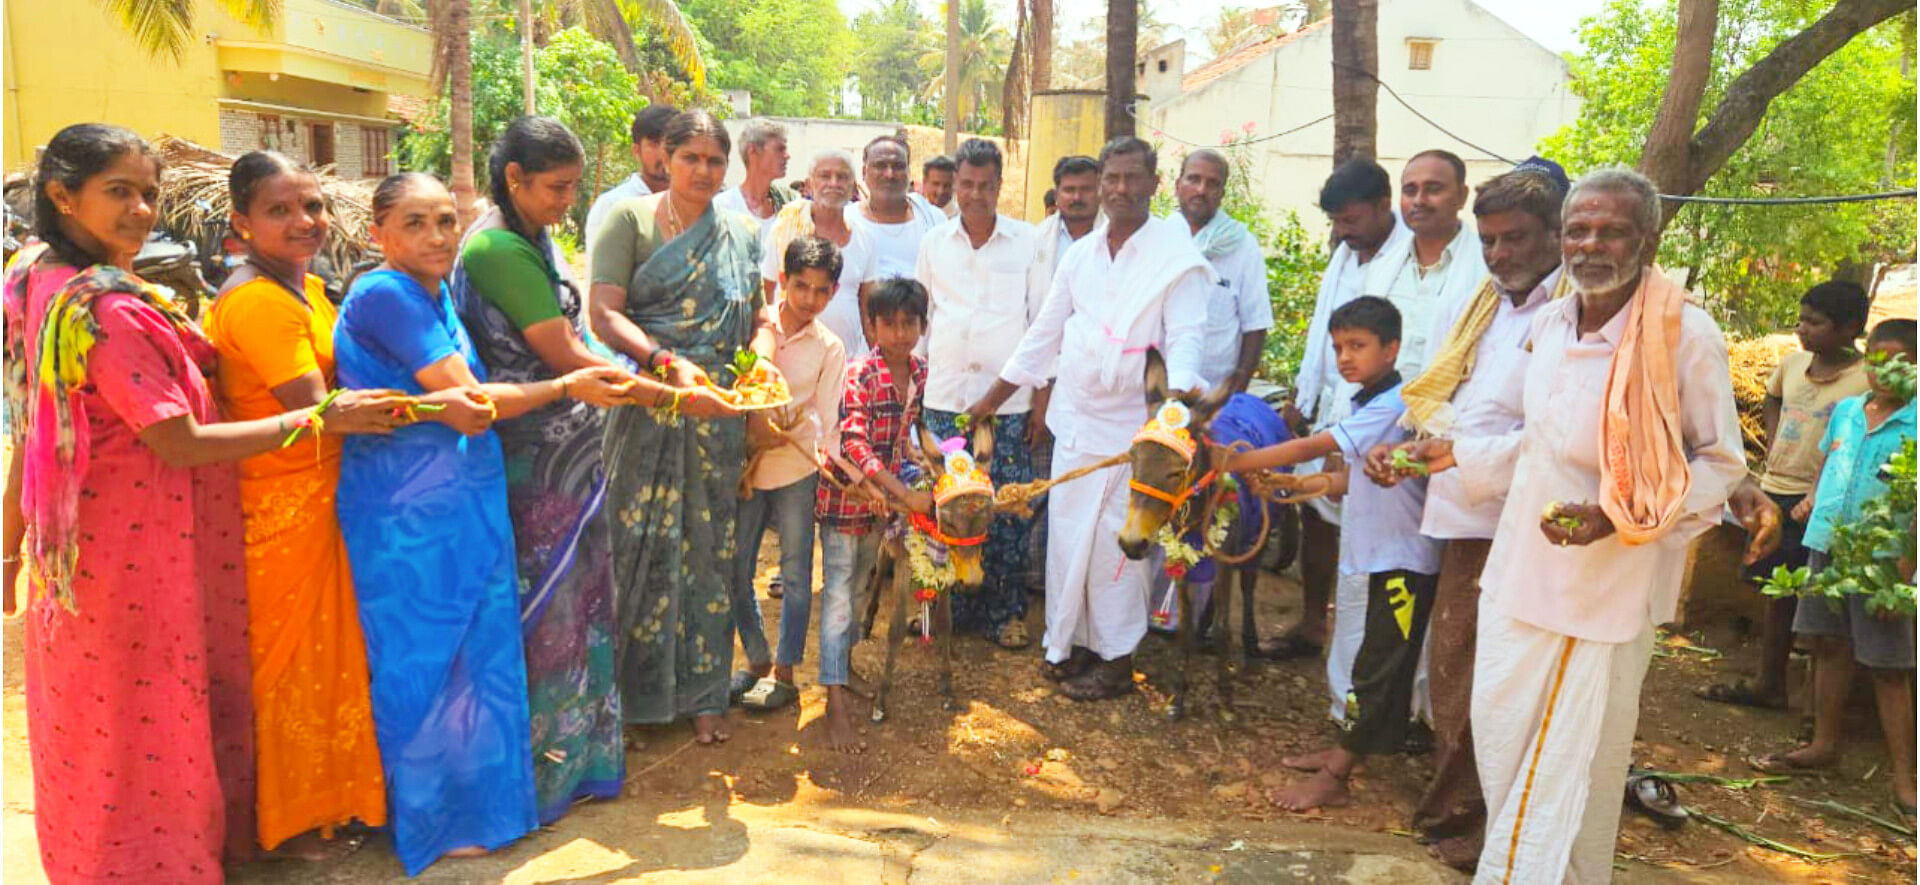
[918,423,946,478]
[1189,378,1234,427]
[971,417,995,465]
[1143,347,1170,407]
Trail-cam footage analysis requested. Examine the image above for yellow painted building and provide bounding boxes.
[4,0,430,176]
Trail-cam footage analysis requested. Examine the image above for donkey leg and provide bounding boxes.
[1169,578,1195,721]
[873,542,910,724]
[1215,570,1238,723]
[1239,563,1262,665]
[939,591,958,711]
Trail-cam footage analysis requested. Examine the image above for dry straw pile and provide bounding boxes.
[150,135,376,272]
[1728,334,1798,468]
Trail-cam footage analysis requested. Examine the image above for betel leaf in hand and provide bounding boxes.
[954,413,972,433]
[732,348,760,378]
[1540,501,1585,530]
[1390,448,1430,476]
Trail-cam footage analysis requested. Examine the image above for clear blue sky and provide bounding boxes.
[836,0,1608,62]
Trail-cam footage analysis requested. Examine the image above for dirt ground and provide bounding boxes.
[4,546,1916,882]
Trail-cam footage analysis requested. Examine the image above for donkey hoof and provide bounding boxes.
[1166,701,1187,721]
[1217,708,1239,725]
[869,707,887,724]
[941,698,959,712]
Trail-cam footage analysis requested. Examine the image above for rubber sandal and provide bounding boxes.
[741,677,799,712]
[1624,772,1690,829]
[1696,679,1788,710]
[995,620,1031,650]
[767,575,784,599]
[1253,632,1324,661]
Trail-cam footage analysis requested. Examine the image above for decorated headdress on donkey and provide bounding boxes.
[1121,349,1235,555]
[914,420,997,588]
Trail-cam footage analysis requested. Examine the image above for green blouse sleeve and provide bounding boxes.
[589,198,658,288]
[462,229,563,329]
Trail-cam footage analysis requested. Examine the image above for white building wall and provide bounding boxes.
[1148,0,1580,235]
[719,117,906,189]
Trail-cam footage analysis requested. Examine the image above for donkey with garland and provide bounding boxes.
[1119,350,1310,720]
[867,421,998,722]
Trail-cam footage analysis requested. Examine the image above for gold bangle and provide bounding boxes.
[559,376,570,400]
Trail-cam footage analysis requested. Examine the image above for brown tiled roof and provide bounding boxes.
[386,92,432,124]
[1181,17,1330,93]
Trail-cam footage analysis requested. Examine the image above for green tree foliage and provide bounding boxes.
[850,0,940,122]
[1540,0,1916,336]
[400,29,645,233]
[917,0,1013,134]
[679,0,854,117]
[1150,132,1329,386]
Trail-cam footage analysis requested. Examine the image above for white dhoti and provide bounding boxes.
[1472,595,1654,884]
[1042,442,1150,664]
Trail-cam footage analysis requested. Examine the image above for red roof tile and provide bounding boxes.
[1181,17,1330,92]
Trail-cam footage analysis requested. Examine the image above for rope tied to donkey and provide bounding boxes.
[991,451,1134,517]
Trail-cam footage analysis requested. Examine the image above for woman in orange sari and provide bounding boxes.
[204,151,390,856]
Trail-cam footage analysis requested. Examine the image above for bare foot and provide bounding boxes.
[694,713,731,745]
[623,724,649,751]
[1281,745,1352,773]
[1749,744,1836,772]
[1427,835,1481,871]
[443,845,489,858]
[1268,769,1352,812]
[826,686,868,754]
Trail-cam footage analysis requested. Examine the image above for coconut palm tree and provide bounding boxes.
[518,0,705,88]
[920,0,1012,132]
[95,0,279,61]
[1105,0,1136,140]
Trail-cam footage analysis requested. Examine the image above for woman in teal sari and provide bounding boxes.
[588,109,776,745]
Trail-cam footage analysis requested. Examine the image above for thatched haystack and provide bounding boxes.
[1728,333,1798,469]
[149,135,376,272]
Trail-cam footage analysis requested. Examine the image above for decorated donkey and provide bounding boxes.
[868,421,998,722]
[1118,350,1306,721]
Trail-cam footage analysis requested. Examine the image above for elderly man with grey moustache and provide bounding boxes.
[1394,167,1745,882]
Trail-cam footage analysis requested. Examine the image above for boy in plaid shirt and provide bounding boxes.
[816,277,933,751]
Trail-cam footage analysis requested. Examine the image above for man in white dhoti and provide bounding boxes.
[965,137,1212,701]
[1398,168,1746,883]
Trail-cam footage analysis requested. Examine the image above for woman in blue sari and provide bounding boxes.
[335,172,639,874]
[588,109,776,745]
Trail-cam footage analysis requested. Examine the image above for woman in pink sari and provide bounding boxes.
[2,124,404,884]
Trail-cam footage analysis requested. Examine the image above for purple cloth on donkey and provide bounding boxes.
[1181,392,1291,585]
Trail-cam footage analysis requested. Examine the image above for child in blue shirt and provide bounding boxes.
[1224,295,1442,812]
[1760,318,1916,814]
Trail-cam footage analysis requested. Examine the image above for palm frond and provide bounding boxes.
[95,0,196,61]
[217,0,281,30]
[615,0,705,89]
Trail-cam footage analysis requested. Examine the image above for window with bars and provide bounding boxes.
[1408,40,1436,70]
[309,123,335,167]
[260,115,281,150]
[362,127,391,178]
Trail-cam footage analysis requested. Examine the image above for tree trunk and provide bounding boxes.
[1003,1,1029,138]
[1329,0,1377,166]
[1638,0,1719,214]
[448,0,477,224]
[945,0,961,152]
[1033,0,1053,92]
[1639,0,1908,229]
[1105,0,1138,141]
[519,0,536,114]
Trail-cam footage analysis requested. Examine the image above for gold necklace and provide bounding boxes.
[664,195,686,238]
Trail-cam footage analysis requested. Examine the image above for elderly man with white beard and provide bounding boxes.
[1395,167,1746,882]
[761,149,880,357]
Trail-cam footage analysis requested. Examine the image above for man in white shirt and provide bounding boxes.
[714,119,795,251]
[1400,168,1745,882]
[965,137,1212,702]
[1366,163,1570,868]
[1171,149,1272,392]
[1023,153,1102,600]
[915,139,1047,649]
[584,104,675,271]
[919,154,959,217]
[1276,160,1402,724]
[850,135,945,279]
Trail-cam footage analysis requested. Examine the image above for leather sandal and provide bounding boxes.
[1060,655,1134,701]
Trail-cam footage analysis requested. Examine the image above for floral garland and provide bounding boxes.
[1151,475,1240,580]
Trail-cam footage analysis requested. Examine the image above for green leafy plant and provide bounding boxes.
[1390,447,1430,476]
[1763,358,1917,617]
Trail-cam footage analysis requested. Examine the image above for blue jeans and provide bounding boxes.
[819,527,882,686]
[730,474,819,669]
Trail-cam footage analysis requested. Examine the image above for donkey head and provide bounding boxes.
[1119,349,1232,560]
[917,421,996,587]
